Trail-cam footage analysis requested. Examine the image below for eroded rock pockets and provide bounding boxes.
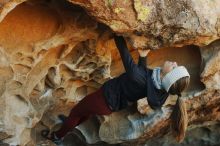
[0,0,220,146]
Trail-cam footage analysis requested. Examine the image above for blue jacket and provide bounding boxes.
[101,35,169,111]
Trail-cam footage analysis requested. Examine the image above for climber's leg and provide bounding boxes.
[54,87,112,139]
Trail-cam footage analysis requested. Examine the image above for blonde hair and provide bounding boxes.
[168,76,190,143]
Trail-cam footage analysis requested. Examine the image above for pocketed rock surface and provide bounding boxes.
[0,0,220,146]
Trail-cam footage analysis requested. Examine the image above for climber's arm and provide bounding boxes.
[138,49,150,68]
[114,35,138,75]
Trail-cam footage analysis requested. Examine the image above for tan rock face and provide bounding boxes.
[0,0,112,145]
[0,0,219,146]
[68,0,220,49]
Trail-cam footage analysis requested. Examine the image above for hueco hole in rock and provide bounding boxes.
[0,0,220,146]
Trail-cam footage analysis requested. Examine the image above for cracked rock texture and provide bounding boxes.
[0,0,220,146]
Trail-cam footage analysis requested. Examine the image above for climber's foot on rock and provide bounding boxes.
[58,114,67,123]
[41,129,64,146]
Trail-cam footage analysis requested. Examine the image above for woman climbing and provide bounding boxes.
[41,34,190,145]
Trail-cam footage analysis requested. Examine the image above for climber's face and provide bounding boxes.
[161,61,178,76]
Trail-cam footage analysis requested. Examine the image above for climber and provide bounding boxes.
[41,34,190,145]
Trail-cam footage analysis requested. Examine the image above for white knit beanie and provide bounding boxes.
[162,66,190,92]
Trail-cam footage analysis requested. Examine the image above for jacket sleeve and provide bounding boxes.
[114,35,144,81]
[138,56,147,68]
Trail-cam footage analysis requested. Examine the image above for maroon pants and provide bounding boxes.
[54,88,112,139]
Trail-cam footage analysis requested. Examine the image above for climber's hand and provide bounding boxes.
[138,49,150,57]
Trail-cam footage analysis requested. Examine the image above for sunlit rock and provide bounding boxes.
[0,0,220,146]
